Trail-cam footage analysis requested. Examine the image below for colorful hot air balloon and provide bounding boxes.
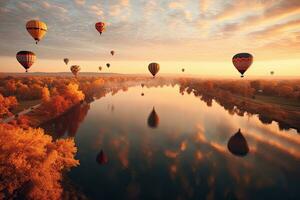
[26,20,47,44]
[16,51,36,72]
[70,65,80,77]
[148,63,160,77]
[64,58,69,65]
[106,63,110,68]
[227,129,249,157]
[232,53,253,78]
[99,66,102,71]
[96,150,108,165]
[110,50,115,56]
[147,107,159,128]
[95,22,105,35]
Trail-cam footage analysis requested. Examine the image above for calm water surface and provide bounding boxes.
[43,85,300,200]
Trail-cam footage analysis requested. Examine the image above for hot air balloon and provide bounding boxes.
[16,51,36,72]
[106,63,110,68]
[70,65,80,77]
[99,66,102,71]
[64,58,69,65]
[141,83,145,88]
[148,63,160,77]
[147,107,159,128]
[270,71,274,75]
[182,68,185,72]
[227,129,249,157]
[232,53,253,78]
[141,93,144,96]
[26,20,47,44]
[96,150,108,165]
[95,22,105,35]
[110,50,115,56]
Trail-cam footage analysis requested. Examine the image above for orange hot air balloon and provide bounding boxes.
[110,50,115,56]
[26,20,47,44]
[16,51,36,72]
[70,65,80,77]
[232,53,253,77]
[147,107,159,128]
[227,129,249,157]
[95,22,105,35]
[148,63,160,77]
[96,150,108,165]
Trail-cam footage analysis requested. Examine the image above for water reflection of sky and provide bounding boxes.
[51,85,299,200]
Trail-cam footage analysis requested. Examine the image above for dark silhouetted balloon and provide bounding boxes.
[141,93,144,96]
[95,22,105,35]
[270,71,274,75]
[110,50,115,56]
[64,58,69,65]
[16,51,36,72]
[148,63,160,77]
[147,107,159,128]
[227,129,249,157]
[106,63,110,68]
[232,53,253,78]
[182,68,185,72]
[99,66,102,71]
[141,83,145,88]
[96,150,108,165]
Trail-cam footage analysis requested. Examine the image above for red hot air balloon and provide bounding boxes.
[16,51,36,72]
[96,150,108,165]
[95,22,106,35]
[232,53,253,77]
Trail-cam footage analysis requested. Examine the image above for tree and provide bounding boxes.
[41,87,50,102]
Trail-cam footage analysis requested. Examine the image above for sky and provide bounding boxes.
[0,0,299,76]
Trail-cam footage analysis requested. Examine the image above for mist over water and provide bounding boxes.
[42,85,300,200]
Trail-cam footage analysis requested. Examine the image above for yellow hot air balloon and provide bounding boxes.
[26,20,47,44]
[148,63,160,77]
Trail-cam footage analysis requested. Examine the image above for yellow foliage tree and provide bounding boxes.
[0,124,79,199]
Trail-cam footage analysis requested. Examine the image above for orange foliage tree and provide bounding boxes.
[0,124,79,199]
[0,94,18,119]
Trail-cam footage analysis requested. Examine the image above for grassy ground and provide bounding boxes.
[252,95,300,111]
[12,99,42,114]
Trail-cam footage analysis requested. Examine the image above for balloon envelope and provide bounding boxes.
[227,129,249,157]
[106,63,110,68]
[95,22,105,35]
[70,65,80,77]
[147,107,159,128]
[16,51,36,72]
[99,66,102,71]
[232,53,253,77]
[26,20,47,44]
[64,58,69,65]
[110,51,115,56]
[96,150,108,165]
[148,63,160,77]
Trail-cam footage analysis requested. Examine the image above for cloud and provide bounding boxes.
[74,0,85,6]
[89,4,104,17]
[168,1,184,9]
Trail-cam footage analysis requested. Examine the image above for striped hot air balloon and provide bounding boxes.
[26,20,47,44]
[232,53,253,77]
[16,51,36,72]
[70,65,80,77]
[95,22,105,35]
[148,63,160,77]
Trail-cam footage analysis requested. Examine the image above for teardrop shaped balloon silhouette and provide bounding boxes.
[96,149,108,165]
[147,107,159,128]
[227,129,249,157]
